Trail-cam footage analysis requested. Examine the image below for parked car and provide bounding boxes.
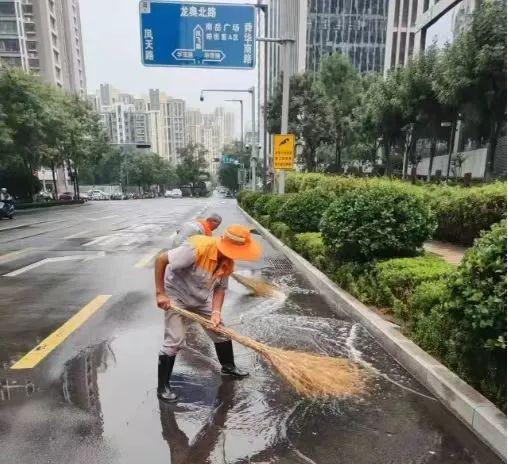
[36,190,53,202]
[165,188,183,198]
[110,192,126,200]
[58,191,73,201]
[79,192,89,201]
[87,189,109,200]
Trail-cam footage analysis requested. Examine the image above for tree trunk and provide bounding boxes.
[383,139,391,177]
[484,121,500,181]
[50,161,58,199]
[427,137,437,182]
[75,169,80,199]
[335,138,342,169]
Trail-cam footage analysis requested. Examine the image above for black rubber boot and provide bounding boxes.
[157,355,179,403]
[214,341,249,378]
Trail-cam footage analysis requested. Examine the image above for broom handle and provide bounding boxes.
[168,303,267,353]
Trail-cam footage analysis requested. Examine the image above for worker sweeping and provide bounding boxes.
[154,224,262,403]
[170,213,222,248]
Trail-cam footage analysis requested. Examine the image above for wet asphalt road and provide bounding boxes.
[0,197,502,464]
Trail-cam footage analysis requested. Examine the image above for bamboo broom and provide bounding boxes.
[170,303,367,398]
[231,273,285,299]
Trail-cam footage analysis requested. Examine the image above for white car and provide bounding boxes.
[165,189,183,198]
[87,189,109,200]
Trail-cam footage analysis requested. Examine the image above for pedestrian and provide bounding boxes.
[170,213,222,248]
[154,224,262,403]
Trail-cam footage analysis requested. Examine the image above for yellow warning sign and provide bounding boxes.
[273,134,295,170]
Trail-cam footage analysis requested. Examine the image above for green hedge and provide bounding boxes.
[428,183,506,245]
[320,184,436,262]
[239,191,262,213]
[284,173,506,246]
[278,190,330,233]
[253,194,274,217]
[265,194,292,219]
[270,221,294,246]
[293,232,327,268]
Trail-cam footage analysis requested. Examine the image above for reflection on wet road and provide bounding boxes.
[0,198,502,463]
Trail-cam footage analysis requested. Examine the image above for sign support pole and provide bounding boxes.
[250,86,257,191]
[279,42,290,194]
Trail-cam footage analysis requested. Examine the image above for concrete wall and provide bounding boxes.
[410,147,487,178]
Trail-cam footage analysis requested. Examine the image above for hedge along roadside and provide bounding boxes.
[238,204,507,459]
[240,186,506,413]
[283,173,506,246]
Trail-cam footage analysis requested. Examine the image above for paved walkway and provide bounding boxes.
[424,240,467,266]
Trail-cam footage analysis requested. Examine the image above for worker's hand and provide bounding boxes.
[210,311,222,328]
[156,292,172,311]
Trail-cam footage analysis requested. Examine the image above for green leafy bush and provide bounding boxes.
[444,220,507,409]
[236,189,250,206]
[240,191,263,214]
[320,185,436,262]
[373,255,454,318]
[270,221,294,246]
[293,232,327,268]
[331,262,376,303]
[429,183,506,245]
[258,214,271,228]
[265,194,292,219]
[253,194,274,217]
[285,173,306,193]
[278,190,331,232]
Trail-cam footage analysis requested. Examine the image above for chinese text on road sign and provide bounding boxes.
[140,1,255,69]
[273,134,295,170]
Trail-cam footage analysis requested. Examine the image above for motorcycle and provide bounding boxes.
[0,200,15,219]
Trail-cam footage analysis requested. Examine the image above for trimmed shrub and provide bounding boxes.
[258,214,272,228]
[240,191,263,214]
[270,221,294,246]
[444,220,507,409]
[236,189,250,206]
[429,182,506,245]
[372,255,454,318]
[285,173,306,193]
[320,185,436,262]
[265,194,292,220]
[293,232,327,268]
[253,194,274,218]
[278,190,330,233]
[332,262,376,303]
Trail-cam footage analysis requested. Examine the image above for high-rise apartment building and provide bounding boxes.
[0,0,86,95]
[224,112,235,145]
[100,102,150,146]
[161,98,186,166]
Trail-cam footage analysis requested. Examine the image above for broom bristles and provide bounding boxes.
[169,304,366,398]
[231,273,286,300]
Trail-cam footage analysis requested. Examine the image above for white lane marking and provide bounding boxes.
[82,236,111,247]
[3,252,105,277]
[85,215,119,221]
[0,248,32,264]
[64,229,92,239]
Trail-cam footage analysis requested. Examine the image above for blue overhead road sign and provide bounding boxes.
[139,1,256,69]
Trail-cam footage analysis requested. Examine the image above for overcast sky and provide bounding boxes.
[80,0,257,120]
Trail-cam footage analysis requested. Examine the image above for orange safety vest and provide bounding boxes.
[197,218,213,236]
[188,235,234,280]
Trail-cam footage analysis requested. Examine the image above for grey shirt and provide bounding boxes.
[171,221,206,248]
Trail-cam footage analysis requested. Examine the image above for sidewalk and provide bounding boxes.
[424,240,467,265]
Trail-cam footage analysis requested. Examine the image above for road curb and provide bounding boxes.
[239,205,507,461]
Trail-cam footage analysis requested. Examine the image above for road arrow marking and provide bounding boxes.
[3,252,105,277]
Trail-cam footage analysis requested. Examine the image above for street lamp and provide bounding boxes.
[200,87,257,191]
[225,99,244,147]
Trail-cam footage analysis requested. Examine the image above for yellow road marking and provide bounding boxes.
[0,248,31,264]
[134,248,161,268]
[11,295,112,370]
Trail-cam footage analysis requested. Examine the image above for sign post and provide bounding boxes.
[273,134,295,171]
[140,1,256,69]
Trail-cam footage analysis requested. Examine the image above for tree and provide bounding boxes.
[218,163,239,193]
[176,143,209,186]
[436,0,506,179]
[400,47,455,180]
[267,72,335,171]
[319,53,362,170]
[362,69,407,175]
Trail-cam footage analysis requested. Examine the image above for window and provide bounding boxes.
[393,0,400,26]
[423,0,429,12]
[24,22,35,33]
[0,38,19,52]
[28,58,39,68]
[51,33,57,47]
[401,0,409,27]
[50,16,56,29]
[27,40,37,51]
[408,32,415,57]
[1,55,21,67]
[22,4,33,15]
[410,0,417,26]
[399,31,406,65]
[53,49,59,62]
[49,0,55,14]
[0,20,17,34]
[390,31,397,67]
[0,3,15,16]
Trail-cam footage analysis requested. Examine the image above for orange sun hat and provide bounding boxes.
[217,224,262,261]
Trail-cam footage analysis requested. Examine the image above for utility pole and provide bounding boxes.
[256,37,295,194]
